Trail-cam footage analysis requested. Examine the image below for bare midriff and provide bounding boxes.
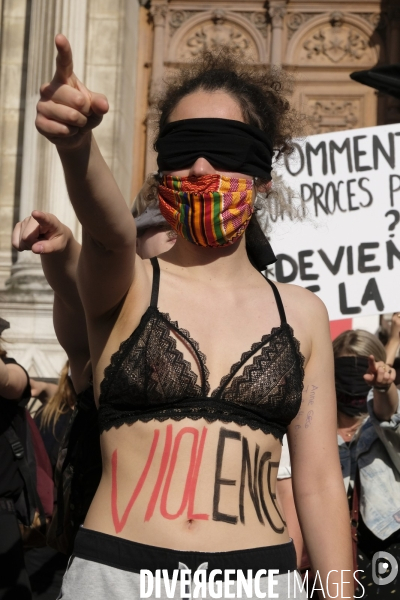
[84,418,290,551]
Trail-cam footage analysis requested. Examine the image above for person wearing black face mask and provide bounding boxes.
[279,330,400,596]
[333,330,398,440]
[335,355,371,419]
[333,329,400,598]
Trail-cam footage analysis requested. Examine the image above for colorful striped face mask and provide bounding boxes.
[158,174,254,247]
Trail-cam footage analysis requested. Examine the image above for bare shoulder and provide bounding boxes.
[271,282,330,363]
[273,282,328,320]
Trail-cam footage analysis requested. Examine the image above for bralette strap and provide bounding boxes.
[265,278,287,325]
[150,257,160,307]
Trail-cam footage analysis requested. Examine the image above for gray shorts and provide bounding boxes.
[57,528,309,600]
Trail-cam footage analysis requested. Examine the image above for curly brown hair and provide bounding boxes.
[154,48,303,164]
[134,50,304,226]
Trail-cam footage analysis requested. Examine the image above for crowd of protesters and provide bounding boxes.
[2,205,400,598]
[1,32,400,600]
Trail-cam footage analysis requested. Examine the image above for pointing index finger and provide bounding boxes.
[367,354,376,374]
[54,34,74,82]
[31,211,56,234]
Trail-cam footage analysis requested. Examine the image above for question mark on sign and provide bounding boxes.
[385,210,400,238]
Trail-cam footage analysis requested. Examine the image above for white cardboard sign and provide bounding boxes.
[269,123,400,321]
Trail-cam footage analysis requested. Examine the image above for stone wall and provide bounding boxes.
[132,0,400,188]
[0,0,140,376]
[0,0,29,290]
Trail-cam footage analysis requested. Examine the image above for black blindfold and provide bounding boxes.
[334,356,370,397]
[156,118,273,180]
[335,356,370,416]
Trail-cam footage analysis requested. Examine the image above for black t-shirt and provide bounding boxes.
[0,356,31,499]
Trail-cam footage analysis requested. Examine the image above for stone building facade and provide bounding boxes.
[0,0,399,377]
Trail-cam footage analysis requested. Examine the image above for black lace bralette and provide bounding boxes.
[98,258,305,441]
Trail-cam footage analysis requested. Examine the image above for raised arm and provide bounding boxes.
[363,354,398,421]
[35,35,138,323]
[288,293,353,598]
[385,312,400,367]
[12,211,90,392]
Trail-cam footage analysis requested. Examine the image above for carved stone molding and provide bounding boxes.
[286,13,318,40]
[170,10,187,31]
[212,10,226,25]
[307,98,360,134]
[358,13,387,30]
[269,6,286,29]
[151,3,168,27]
[329,11,344,28]
[303,29,366,63]
[169,10,203,37]
[237,12,268,40]
[169,10,266,63]
[183,22,256,60]
[285,8,384,66]
[300,21,374,65]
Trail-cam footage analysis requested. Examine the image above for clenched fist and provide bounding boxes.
[12,211,72,254]
[36,34,109,148]
[364,354,396,391]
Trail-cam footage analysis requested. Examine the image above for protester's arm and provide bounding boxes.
[385,312,400,367]
[12,212,90,390]
[0,358,29,401]
[288,294,353,599]
[12,211,82,309]
[363,355,398,421]
[35,35,137,321]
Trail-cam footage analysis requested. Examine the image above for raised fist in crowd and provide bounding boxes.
[364,354,397,390]
[12,211,72,254]
[35,34,109,148]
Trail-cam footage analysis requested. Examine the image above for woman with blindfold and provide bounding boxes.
[32,34,354,599]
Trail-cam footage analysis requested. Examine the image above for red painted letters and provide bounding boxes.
[144,424,173,521]
[111,429,160,533]
[160,427,208,520]
[111,424,209,532]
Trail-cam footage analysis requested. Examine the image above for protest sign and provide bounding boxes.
[269,123,400,321]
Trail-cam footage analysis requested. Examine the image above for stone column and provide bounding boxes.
[0,0,30,290]
[145,0,168,175]
[0,0,87,377]
[269,1,287,67]
[7,0,87,295]
[5,0,56,297]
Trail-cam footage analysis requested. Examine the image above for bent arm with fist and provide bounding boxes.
[364,355,399,421]
[12,211,90,392]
